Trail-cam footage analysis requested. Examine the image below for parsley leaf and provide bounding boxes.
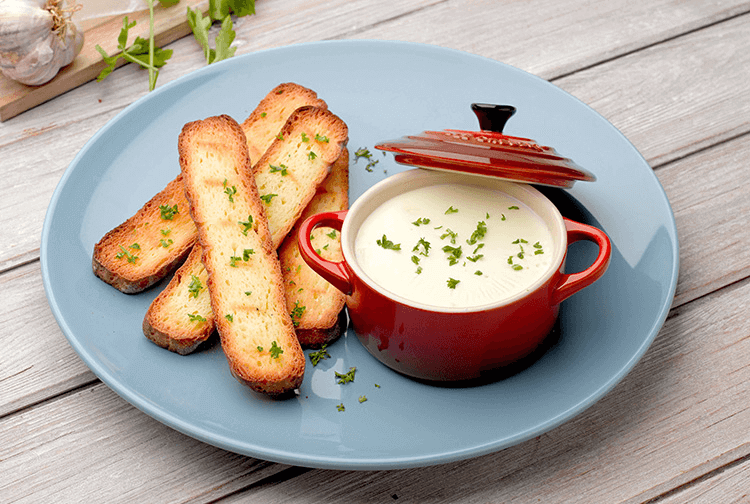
[187,6,236,64]
[188,312,206,322]
[309,344,331,366]
[447,278,460,289]
[269,340,283,359]
[159,204,179,220]
[335,367,356,384]
[188,275,203,298]
[376,234,401,251]
[260,193,277,204]
[290,301,306,327]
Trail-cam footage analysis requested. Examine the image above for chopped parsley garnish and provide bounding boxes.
[129,243,140,250]
[315,133,330,143]
[416,266,423,274]
[467,254,484,262]
[245,291,252,296]
[238,215,253,235]
[337,403,345,412]
[188,275,203,298]
[466,221,487,245]
[160,228,171,236]
[444,206,459,214]
[412,238,431,256]
[260,193,277,204]
[507,255,514,265]
[243,248,254,260]
[290,300,306,327]
[501,214,506,221]
[508,205,520,210]
[188,313,206,322]
[269,341,283,359]
[473,243,485,254]
[376,234,401,250]
[276,133,284,140]
[159,204,179,220]
[447,278,460,289]
[116,245,137,263]
[160,238,173,248]
[411,255,420,265]
[223,182,237,202]
[309,344,331,366]
[335,367,357,384]
[474,270,483,276]
[354,147,379,172]
[257,345,263,352]
[301,132,310,142]
[440,229,458,244]
[260,112,267,118]
[269,163,288,175]
[442,245,462,265]
[229,255,242,267]
[225,313,233,322]
[326,230,337,239]
[358,395,367,403]
[412,217,431,226]
[308,151,317,160]
[512,264,523,271]
[512,238,529,244]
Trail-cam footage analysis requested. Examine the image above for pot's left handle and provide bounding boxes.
[297,211,353,295]
[551,218,612,305]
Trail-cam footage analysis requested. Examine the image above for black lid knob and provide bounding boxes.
[471,103,516,133]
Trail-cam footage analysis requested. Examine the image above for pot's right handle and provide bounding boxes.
[297,210,353,295]
[551,218,612,305]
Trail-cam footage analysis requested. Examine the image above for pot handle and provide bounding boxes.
[297,210,353,295]
[551,218,612,305]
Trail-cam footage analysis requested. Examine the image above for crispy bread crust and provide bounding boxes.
[179,115,305,396]
[141,83,333,353]
[92,175,197,293]
[142,244,215,354]
[279,149,349,348]
[241,82,328,163]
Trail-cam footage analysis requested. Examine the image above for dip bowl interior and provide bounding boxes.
[298,169,610,382]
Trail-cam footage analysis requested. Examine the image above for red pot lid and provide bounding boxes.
[374,104,595,188]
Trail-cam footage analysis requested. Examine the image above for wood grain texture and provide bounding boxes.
[352,0,750,80]
[0,262,94,418]
[212,278,750,504]
[554,13,750,167]
[656,132,750,307]
[0,383,289,503]
[657,456,750,503]
[0,0,209,121]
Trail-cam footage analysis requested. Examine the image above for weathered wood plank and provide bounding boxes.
[355,0,750,81]
[554,13,750,167]
[656,132,750,307]
[656,456,750,503]
[0,262,95,418]
[0,383,289,504]
[212,277,750,503]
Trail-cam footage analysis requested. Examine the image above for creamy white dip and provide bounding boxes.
[354,183,554,308]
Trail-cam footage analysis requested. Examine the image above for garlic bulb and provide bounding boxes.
[0,0,84,86]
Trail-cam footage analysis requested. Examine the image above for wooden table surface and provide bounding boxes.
[2,1,750,502]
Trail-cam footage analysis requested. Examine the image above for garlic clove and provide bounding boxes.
[0,0,84,86]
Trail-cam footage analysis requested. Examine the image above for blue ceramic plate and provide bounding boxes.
[41,40,678,470]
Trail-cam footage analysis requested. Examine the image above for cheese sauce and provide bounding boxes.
[354,183,554,308]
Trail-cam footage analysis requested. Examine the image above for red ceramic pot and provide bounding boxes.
[298,170,610,382]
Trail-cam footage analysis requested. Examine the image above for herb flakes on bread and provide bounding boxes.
[178,114,305,396]
[92,175,197,293]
